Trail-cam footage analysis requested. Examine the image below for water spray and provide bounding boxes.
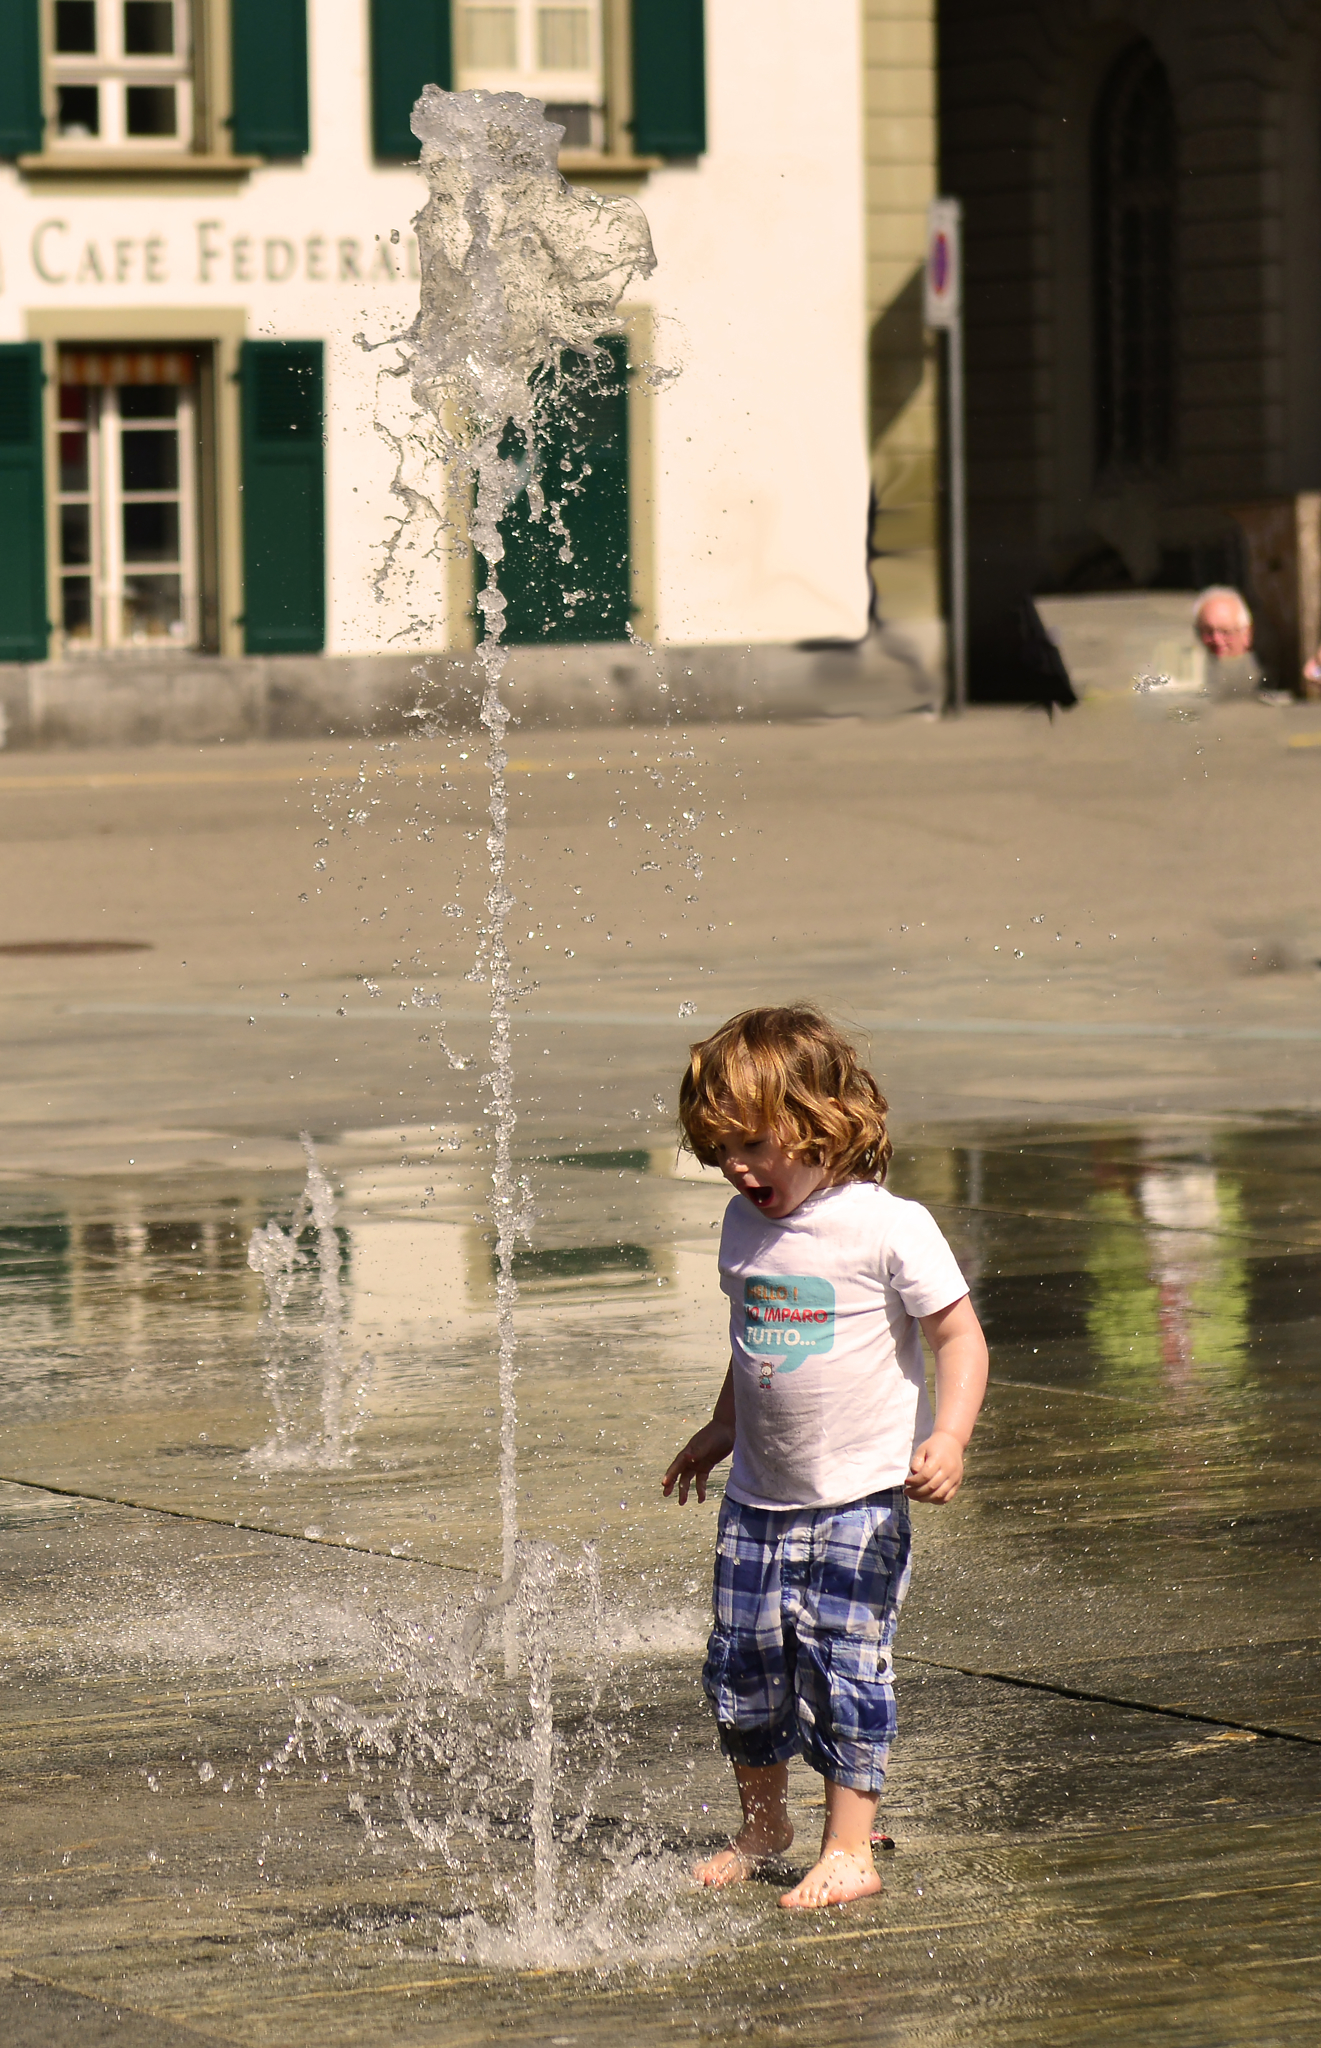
[403,86,655,1659]
[246,1133,370,1471]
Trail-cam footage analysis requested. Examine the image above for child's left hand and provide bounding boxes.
[904,1429,965,1503]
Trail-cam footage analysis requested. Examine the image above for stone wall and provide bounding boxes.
[0,634,940,750]
[864,0,942,667]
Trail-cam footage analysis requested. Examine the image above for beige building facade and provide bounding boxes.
[0,1,892,742]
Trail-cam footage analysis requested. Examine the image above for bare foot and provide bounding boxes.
[694,1822,794,1888]
[779,1848,882,1911]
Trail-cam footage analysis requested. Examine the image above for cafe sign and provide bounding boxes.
[27,219,420,288]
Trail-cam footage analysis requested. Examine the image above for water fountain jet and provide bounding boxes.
[402,85,656,1660]
[246,1134,371,1471]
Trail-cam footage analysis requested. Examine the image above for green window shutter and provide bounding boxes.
[240,341,324,655]
[0,344,48,663]
[231,0,309,157]
[481,338,631,647]
[631,0,706,156]
[0,0,43,157]
[371,0,452,161]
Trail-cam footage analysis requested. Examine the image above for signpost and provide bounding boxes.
[925,197,966,713]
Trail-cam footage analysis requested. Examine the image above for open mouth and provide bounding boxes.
[745,1185,775,1207]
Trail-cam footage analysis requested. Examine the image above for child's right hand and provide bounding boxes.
[662,1421,736,1504]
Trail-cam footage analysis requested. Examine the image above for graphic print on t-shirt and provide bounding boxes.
[743,1275,836,1378]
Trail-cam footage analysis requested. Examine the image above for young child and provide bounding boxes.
[662,1005,988,1912]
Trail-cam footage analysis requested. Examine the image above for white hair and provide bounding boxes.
[1193,585,1251,630]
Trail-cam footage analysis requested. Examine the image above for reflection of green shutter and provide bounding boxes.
[631,0,706,156]
[232,0,309,157]
[240,342,324,654]
[0,343,48,663]
[371,0,453,160]
[0,0,43,156]
[481,338,631,646]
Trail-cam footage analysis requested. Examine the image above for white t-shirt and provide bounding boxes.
[719,1179,968,1510]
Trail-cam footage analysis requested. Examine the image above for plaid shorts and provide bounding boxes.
[701,1488,912,1793]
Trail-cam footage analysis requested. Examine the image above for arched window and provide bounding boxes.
[1094,43,1176,473]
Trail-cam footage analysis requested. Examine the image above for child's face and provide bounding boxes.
[713,1127,828,1220]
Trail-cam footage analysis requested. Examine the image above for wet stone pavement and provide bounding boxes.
[1,1118,1318,2045]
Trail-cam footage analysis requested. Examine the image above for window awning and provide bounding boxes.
[58,350,197,387]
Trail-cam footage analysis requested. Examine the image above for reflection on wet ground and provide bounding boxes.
[1,1118,1318,2043]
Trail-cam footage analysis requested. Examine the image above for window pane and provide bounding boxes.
[55,1,97,53]
[57,85,100,137]
[1095,44,1175,475]
[537,8,589,70]
[62,579,94,639]
[61,503,92,567]
[123,501,180,562]
[126,84,177,136]
[545,102,592,146]
[123,1,175,54]
[59,384,92,422]
[463,8,518,67]
[60,431,90,493]
[121,429,179,493]
[123,574,183,640]
[120,385,178,419]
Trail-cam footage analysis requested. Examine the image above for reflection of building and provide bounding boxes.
[0,1192,264,1359]
[0,1,877,719]
[1086,1164,1248,1388]
[939,2,1321,695]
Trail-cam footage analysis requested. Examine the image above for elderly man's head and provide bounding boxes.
[1194,587,1253,659]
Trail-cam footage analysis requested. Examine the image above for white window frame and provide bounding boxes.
[56,375,201,655]
[46,0,196,153]
[55,384,102,652]
[455,1,605,151]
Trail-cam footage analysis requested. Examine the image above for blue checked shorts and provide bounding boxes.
[701,1488,912,1793]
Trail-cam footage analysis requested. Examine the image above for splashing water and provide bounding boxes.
[245,1134,371,1470]
[403,88,655,1643]
[262,1540,729,1966]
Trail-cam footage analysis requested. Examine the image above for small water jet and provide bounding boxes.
[246,1134,372,1471]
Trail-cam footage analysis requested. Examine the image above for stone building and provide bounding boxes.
[940,0,1321,694]
[8,2,1309,728]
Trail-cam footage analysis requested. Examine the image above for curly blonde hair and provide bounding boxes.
[678,1005,892,1184]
